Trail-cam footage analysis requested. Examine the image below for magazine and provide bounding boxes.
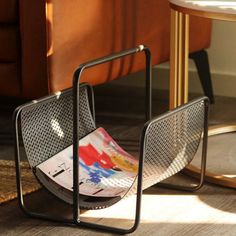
[35,127,138,202]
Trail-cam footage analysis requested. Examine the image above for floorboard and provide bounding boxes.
[0,83,236,235]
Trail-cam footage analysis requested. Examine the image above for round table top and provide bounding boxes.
[169,0,236,20]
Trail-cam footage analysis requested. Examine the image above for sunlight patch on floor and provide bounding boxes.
[81,194,236,224]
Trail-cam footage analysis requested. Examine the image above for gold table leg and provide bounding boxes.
[170,9,189,109]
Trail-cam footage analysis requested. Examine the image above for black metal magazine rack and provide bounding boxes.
[14,46,209,234]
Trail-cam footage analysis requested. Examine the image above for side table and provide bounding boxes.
[169,0,236,188]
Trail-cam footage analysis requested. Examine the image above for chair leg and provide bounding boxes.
[189,50,214,104]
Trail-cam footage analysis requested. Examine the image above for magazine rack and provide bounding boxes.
[14,46,209,234]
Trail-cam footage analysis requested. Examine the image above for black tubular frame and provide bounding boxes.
[13,45,209,234]
[13,45,152,235]
[155,97,209,192]
[72,45,152,234]
[13,84,96,225]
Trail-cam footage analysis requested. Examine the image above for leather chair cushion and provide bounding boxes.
[190,15,212,53]
[0,26,19,62]
[0,0,18,23]
[0,63,20,96]
[45,0,212,92]
[16,0,212,98]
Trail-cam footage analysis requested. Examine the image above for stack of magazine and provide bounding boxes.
[35,127,138,204]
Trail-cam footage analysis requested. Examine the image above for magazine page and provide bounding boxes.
[36,127,138,197]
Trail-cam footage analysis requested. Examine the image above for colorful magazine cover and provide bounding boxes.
[36,127,138,197]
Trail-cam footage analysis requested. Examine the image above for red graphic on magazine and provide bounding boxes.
[79,144,115,169]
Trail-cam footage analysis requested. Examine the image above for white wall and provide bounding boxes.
[190,19,236,97]
[208,20,236,76]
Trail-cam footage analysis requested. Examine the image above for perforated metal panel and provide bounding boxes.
[126,98,206,197]
[19,89,206,209]
[21,85,96,167]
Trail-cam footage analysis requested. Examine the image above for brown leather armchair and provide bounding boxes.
[0,0,212,100]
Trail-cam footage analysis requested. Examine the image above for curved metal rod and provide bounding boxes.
[13,45,152,235]
[156,97,209,192]
[185,123,236,189]
[13,104,74,224]
[71,45,152,234]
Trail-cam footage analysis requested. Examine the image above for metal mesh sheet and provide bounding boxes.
[19,89,206,209]
[21,86,96,167]
[126,98,205,197]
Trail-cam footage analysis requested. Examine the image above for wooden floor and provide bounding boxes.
[1,83,236,235]
[1,176,236,236]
